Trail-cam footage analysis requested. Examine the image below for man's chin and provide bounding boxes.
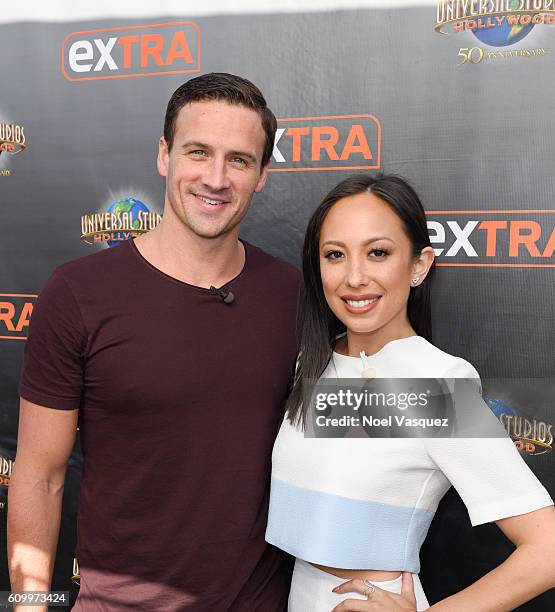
[186,221,236,241]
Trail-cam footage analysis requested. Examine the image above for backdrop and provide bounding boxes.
[1,1,554,609]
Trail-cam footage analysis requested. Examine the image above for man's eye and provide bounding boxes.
[324,250,344,260]
[190,150,206,156]
[231,157,247,165]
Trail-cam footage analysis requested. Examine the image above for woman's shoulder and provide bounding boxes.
[324,335,481,379]
[406,336,480,378]
[382,336,481,379]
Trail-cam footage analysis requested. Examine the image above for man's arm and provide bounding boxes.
[7,398,78,599]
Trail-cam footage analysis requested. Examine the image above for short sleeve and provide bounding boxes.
[19,269,87,410]
[425,358,553,525]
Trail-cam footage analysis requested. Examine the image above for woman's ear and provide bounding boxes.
[411,246,435,285]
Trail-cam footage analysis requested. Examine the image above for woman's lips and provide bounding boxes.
[341,295,381,314]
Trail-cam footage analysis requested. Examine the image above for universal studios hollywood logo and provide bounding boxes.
[81,196,161,247]
[486,398,553,455]
[436,1,555,40]
[0,121,26,176]
[0,456,14,487]
[0,123,25,154]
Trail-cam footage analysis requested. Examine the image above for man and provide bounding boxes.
[8,73,301,611]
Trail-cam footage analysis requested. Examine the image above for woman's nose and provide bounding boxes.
[344,260,370,288]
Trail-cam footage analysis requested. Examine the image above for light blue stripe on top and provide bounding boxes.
[265,478,433,573]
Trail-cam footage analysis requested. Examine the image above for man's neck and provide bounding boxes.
[134,219,245,289]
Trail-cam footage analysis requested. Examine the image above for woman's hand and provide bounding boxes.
[331,572,418,611]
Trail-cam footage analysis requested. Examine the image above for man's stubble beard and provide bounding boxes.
[169,192,251,241]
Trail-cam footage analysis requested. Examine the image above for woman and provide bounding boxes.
[265,174,555,611]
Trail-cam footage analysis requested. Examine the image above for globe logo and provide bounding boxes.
[106,197,150,247]
[80,196,161,246]
[484,396,517,418]
[485,397,553,455]
[472,2,535,46]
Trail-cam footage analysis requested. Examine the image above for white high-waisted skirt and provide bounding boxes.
[288,559,430,611]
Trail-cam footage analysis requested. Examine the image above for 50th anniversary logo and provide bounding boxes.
[436,1,555,64]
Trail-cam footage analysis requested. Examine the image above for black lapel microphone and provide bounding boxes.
[209,286,235,305]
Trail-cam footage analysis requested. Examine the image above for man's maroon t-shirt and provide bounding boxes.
[20,239,301,611]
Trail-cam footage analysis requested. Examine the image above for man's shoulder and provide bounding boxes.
[244,241,301,285]
[51,241,133,287]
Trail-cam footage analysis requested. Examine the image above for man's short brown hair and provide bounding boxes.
[164,72,277,168]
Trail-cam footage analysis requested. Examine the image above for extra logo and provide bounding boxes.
[0,456,13,488]
[0,294,36,340]
[487,397,553,454]
[62,22,200,82]
[81,197,161,247]
[270,115,381,172]
[426,210,555,267]
[0,120,26,176]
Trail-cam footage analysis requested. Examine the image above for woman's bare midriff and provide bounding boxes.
[310,562,402,582]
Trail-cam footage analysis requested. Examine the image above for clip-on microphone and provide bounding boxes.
[209,286,235,304]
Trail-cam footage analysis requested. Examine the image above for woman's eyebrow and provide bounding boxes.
[321,237,396,248]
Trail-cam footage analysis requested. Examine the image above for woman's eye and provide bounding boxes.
[369,248,388,258]
[324,250,344,260]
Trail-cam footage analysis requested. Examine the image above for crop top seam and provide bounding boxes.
[402,468,436,568]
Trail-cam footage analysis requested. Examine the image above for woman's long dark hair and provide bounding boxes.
[286,173,435,426]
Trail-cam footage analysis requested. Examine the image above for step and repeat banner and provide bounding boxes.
[1,1,554,609]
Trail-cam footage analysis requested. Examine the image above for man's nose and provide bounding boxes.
[201,158,231,192]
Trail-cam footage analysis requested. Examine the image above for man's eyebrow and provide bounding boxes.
[229,150,258,164]
[181,140,210,151]
[180,141,258,164]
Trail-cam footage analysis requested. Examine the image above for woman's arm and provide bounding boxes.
[428,505,555,611]
[332,506,555,611]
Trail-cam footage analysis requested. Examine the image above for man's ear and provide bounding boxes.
[157,137,169,178]
[254,164,269,193]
